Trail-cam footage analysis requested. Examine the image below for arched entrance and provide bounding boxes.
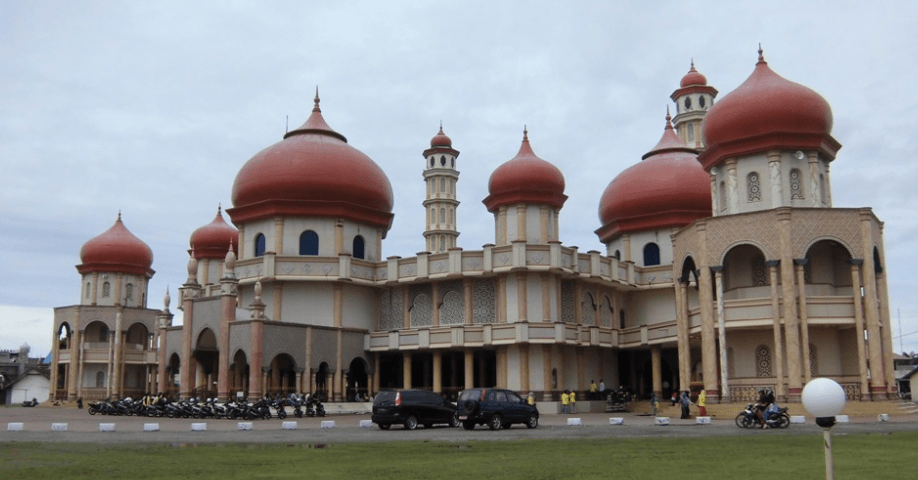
[315,362,330,401]
[346,357,369,401]
[193,328,219,398]
[267,353,296,396]
[166,353,180,397]
[230,350,249,399]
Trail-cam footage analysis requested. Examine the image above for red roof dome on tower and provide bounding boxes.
[78,213,155,277]
[229,90,394,232]
[483,128,567,212]
[596,112,711,243]
[430,124,452,147]
[680,61,708,87]
[190,206,239,260]
[698,48,841,171]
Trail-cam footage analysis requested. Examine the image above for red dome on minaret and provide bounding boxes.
[229,90,394,233]
[483,128,567,212]
[698,48,841,171]
[680,60,708,87]
[430,123,452,147]
[190,206,238,259]
[78,213,154,277]
[596,111,711,243]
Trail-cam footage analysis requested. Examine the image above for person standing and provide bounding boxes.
[650,392,658,416]
[671,391,678,406]
[679,391,691,419]
[599,380,605,399]
[570,390,577,414]
[527,392,536,406]
[560,390,570,414]
[697,390,707,417]
[589,380,598,400]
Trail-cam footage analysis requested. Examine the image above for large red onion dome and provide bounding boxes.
[698,48,841,171]
[229,91,394,232]
[190,206,238,259]
[680,61,708,87]
[483,128,567,212]
[596,112,711,243]
[78,213,155,277]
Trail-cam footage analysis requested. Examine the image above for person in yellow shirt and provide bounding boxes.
[697,390,707,417]
[527,392,536,406]
[561,390,570,414]
[570,390,577,414]
[589,380,598,400]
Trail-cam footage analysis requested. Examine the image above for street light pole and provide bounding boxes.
[802,378,847,480]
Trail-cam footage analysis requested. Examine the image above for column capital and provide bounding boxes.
[847,258,864,266]
[709,265,724,274]
[793,258,809,266]
[765,260,781,267]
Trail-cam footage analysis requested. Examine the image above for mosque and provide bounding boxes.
[50,49,897,405]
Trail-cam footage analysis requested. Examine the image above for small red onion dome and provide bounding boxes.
[78,213,155,277]
[190,206,238,259]
[483,128,567,212]
[430,124,452,147]
[229,90,394,232]
[596,112,711,243]
[698,48,841,171]
[680,61,708,87]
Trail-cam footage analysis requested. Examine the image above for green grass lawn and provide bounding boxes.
[2,433,916,479]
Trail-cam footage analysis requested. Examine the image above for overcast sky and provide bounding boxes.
[2,1,917,358]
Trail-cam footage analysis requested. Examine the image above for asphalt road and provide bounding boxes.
[2,407,916,444]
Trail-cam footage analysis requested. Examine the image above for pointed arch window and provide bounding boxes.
[254,233,266,257]
[299,230,319,255]
[643,243,660,266]
[85,283,91,298]
[353,235,365,260]
[102,282,110,298]
[126,283,134,300]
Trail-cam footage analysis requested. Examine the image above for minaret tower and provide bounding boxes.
[671,60,718,151]
[422,124,460,253]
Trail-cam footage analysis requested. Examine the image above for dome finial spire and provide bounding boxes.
[313,86,321,112]
[217,203,222,215]
[665,106,672,128]
[523,125,528,142]
[757,43,765,64]
[117,210,122,222]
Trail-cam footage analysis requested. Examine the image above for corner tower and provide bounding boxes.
[422,124,460,253]
[670,60,718,151]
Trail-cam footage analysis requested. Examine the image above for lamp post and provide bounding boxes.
[801,378,847,480]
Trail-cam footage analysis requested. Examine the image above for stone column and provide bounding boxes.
[542,345,553,400]
[699,262,718,402]
[848,260,870,400]
[517,272,528,322]
[432,282,440,327]
[808,152,821,207]
[795,259,812,383]
[768,151,782,209]
[76,332,86,399]
[860,210,886,400]
[726,158,738,213]
[463,278,473,325]
[179,280,199,399]
[403,352,412,389]
[50,325,60,400]
[519,344,530,394]
[710,172,719,217]
[68,311,82,400]
[651,346,662,399]
[432,351,442,393]
[778,208,802,400]
[113,306,124,399]
[464,350,474,389]
[516,204,527,242]
[541,273,551,322]
[712,266,730,402]
[676,280,690,392]
[767,261,786,401]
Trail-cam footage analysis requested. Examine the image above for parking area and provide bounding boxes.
[2,406,916,444]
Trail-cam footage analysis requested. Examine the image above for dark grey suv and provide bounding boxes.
[371,389,459,430]
[457,388,539,430]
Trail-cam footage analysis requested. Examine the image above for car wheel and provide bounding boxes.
[526,413,538,429]
[462,420,475,430]
[488,414,502,431]
[449,413,460,428]
[378,423,390,430]
[404,414,418,430]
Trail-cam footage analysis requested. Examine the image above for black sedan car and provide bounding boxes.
[371,389,459,430]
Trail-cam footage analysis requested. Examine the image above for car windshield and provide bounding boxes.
[507,392,522,403]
